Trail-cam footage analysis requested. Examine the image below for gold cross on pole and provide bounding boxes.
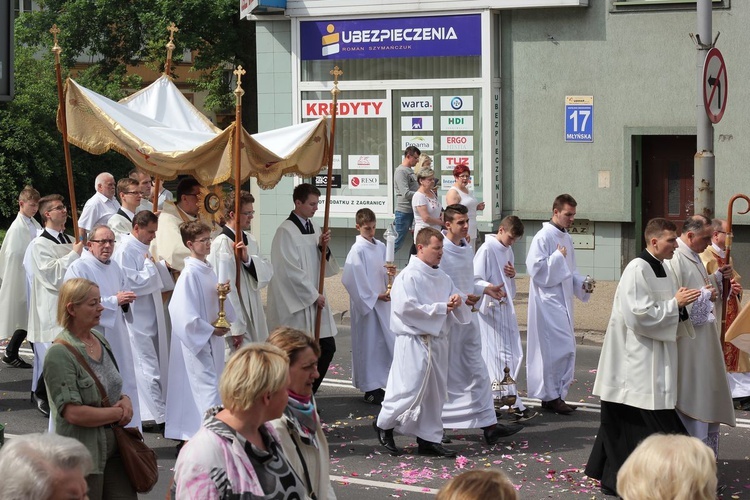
[50,24,62,60]
[234,66,246,101]
[164,22,179,75]
[330,66,343,97]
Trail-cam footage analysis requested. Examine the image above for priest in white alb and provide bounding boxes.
[207,190,272,352]
[24,194,83,417]
[1,186,42,369]
[64,225,141,429]
[439,205,523,445]
[374,227,471,458]
[267,183,339,393]
[112,210,171,427]
[665,215,736,456]
[585,218,698,496]
[526,194,591,415]
[151,177,202,274]
[341,208,396,405]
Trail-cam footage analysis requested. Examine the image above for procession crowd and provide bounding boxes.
[0,147,747,499]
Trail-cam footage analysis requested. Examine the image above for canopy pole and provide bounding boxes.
[50,25,80,242]
[314,66,342,343]
[152,178,161,212]
[233,66,247,291]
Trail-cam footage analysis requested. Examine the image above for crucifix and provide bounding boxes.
[165,22,179,75]
[234,65,246,101]
[330,65,343,97]
[50,24,62,60]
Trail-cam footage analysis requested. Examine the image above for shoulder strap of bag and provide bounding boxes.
[55,339,111,407]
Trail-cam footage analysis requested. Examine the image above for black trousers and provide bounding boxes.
[313,337,336,394]
[585,401,687,493]
[5,329,27,359]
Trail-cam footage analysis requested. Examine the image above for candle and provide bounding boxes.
[384,224,397,263]
[217,246,232,284]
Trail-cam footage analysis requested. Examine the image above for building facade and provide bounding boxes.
[246,0,749,280]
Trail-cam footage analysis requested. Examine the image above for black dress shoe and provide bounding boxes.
[32,393,50,418]
[484,422,523,445]
[363,389,385,405]
[441,430,452,444]
[416,437,457,458]
[373,422,401,455]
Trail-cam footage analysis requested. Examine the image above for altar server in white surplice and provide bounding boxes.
[341,208,396,405]
[526,194,591,415]
[107,177,141,243]
[1,186,41,368]
[474,216,538,422]
[165,221,235,444]
[267,183,339,393]
[439,205,524,445]
[374,227,471,458]
[77,172,120,240]
[64,225,141,429]
[112,211,170,426]
[665,215,736,457]
[207,190,272,353]
[24,194,83,416]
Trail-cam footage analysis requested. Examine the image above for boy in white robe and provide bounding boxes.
[341,208,396,404]
[526,194,591,414]
[1,186,41,368]
[112,210,171,428]
[207,190,272,352]
[374,227,471,458]
[267,183,339,393]
[474,215,538,422]
[107,177,140,243]
[64,225,141,430]
[439,205,524,444]
[165,220,235,447]
[24,194,83,416]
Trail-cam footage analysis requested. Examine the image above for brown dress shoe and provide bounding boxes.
[546,398,575,415]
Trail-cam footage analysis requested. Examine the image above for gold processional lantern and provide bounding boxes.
[487,296,517,411]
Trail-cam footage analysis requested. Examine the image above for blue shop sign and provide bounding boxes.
[300,14,481,61]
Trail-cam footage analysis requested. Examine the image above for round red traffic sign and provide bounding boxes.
[702,47,727,124]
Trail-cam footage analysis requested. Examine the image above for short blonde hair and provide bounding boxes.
[219,344,289,413]
[266,327,320,365]
[57,278,99,331]
[617,434,717,500]
[436,470,518,500]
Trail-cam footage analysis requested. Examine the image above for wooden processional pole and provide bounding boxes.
[233,66,246,291]
[313,66,342,343]
[50,25,80,242]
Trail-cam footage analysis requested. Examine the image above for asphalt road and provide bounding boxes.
[2,326,749,499]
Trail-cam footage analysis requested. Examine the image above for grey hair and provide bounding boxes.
[89,224,114,241]
[682,214,711,235]
[94,172,114,191]
[416,167,435,180]
[0,433,93,500]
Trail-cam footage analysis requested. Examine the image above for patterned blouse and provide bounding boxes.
[171,406,309,499]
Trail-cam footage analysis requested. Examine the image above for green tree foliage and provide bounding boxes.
[0,0,256,223]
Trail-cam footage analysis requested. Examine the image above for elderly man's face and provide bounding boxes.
[97,176,116,199]
[87,227,116,262]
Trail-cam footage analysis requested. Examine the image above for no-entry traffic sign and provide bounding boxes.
[703,47,727,124]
